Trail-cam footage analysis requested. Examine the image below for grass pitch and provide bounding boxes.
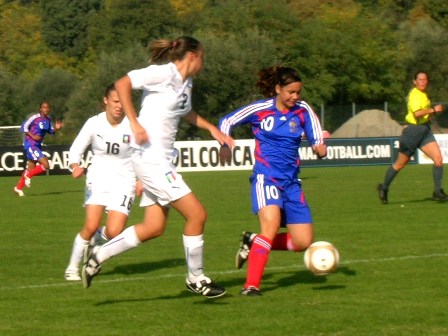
[0,165,447,335]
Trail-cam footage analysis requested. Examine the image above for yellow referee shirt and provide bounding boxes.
[405,87,431,125]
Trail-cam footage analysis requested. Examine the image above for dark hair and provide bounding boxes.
[413,70,428,80]
[104,83,116,97]
[256,65,302,98]
[148,36,202,65]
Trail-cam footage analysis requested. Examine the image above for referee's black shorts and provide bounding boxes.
[398,123,436,157]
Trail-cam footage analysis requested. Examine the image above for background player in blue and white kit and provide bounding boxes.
[64,84,138,281]
[82,36,234,298]
[14,102,63,196]
[219,65,327,296]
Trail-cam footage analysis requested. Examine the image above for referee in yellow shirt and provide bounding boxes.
[378,70,446,204]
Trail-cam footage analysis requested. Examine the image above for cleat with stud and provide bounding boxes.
[235,231,257,269]
[377,183,388,204]
[240,286,262,296]
[81,245,101,288]
[186,277,226,298]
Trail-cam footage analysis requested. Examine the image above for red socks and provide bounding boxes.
[271,232,299,251]
[244,233,300,289]
[15,171,27,189]
[27,164,46,178]
[245,235,272,289]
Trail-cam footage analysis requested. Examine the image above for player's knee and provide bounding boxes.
[105,225,124,238]
[292,236,314,252]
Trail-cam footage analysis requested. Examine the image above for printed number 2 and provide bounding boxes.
[180,93,188,109]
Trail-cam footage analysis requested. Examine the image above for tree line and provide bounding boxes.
[1,0,447,143]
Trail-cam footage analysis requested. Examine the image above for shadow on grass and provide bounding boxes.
[28,189,84,196]
[259,266,355,294]
[404,197,448,204]
[101,258,185,276]
[94,266,355,306]
[95,288,231,306]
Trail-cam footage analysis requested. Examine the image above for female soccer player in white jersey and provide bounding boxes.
[219,65,327,296]
[64,83,138,281]
[82,36,234,298]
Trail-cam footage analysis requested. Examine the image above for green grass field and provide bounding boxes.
[1,165,447,336]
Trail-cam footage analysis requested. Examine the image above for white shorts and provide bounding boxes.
[132,151,191,207]
[84,173,136,216]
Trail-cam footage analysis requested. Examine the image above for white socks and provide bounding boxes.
[67,233,89,269]
[96,226,141,263]
[84,229,206,283]
[183,234,205,282]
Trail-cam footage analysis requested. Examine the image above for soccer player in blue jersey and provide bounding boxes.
[219,65,327,296]
[14,102,63,196]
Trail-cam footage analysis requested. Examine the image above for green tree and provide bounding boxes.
[0,1,71,77]
[63,45,147,142]
[40,0,101,58]
[423,0,448,28]
[0,68,19,125]
[87,0,179,55]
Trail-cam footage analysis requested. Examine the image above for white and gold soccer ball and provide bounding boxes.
[304,241,339,276]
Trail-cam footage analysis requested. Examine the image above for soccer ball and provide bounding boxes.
[304,241,339,275]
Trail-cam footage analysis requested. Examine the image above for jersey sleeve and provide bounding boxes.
[218,100,269,135]
[21,114,38,133]
[68,117,95,165]
[128,64,172,90]
[408,88,430,113]
[300,102,325,146]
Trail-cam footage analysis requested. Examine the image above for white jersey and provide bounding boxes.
[68,112,135,181]
[128,62,193,163]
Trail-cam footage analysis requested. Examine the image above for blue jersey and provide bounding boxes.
[219,97,324,180]
[21,113,55,148]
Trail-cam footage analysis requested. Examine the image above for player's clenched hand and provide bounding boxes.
[55,121,64,130]
[210,128,234,149]
[131,122,149,145]
[71,166,85,179]
[219,145,232,165]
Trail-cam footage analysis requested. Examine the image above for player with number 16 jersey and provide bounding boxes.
[64,84,137,281]
[68,111,136,208]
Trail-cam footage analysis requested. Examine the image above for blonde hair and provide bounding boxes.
[148,36,201,65]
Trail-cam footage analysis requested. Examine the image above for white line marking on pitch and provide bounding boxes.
[1,253,446,291]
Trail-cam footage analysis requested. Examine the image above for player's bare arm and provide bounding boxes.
[115,75,149,145]
[183,111,234,148]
